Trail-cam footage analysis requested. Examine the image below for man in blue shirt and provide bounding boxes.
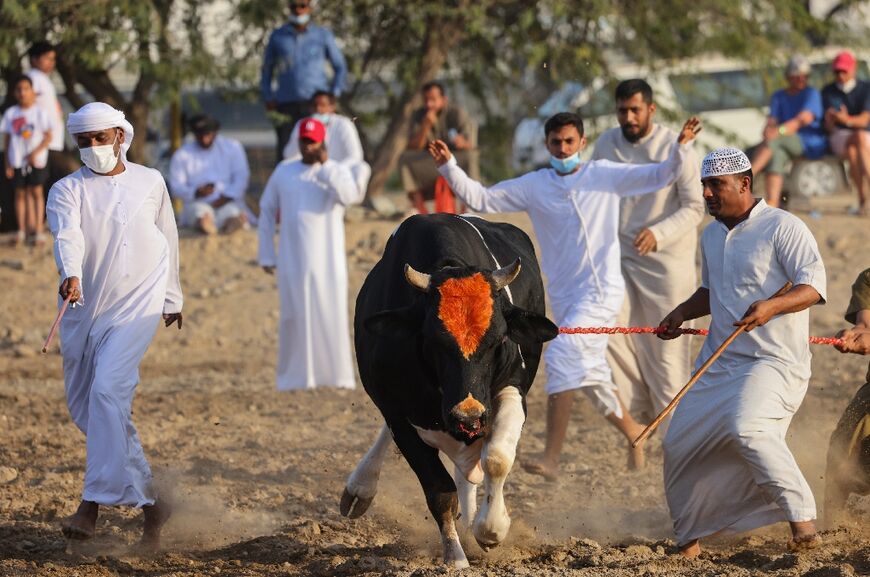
[750,56,826,208]
[822,51,870,216]
[261,1,348,163]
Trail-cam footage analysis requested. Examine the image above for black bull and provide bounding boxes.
[342,214,557,566]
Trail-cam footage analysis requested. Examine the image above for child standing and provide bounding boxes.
[2,75,53,246]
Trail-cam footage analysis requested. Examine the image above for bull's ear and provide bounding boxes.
[504,306,559,345]
[364,306,423,338]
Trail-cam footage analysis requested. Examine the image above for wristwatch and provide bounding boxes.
[778,125,787,136]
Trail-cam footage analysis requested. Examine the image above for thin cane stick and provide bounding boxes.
[631,281,793,448]
[42,294,72,354]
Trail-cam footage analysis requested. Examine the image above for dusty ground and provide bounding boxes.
[1,200,869,577]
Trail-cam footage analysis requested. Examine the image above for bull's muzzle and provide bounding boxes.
[450,393,486,438]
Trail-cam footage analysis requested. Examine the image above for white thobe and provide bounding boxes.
[258,159,364,390]
[169,135,250,226]
[26,68,65,151]
[592,125,704,425]
[47,162,183,507]
[283,115,371,194]
[438,142,692,415]
[663,200,826,545]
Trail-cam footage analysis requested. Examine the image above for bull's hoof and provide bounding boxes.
[474,537,499,552]
[473,516,510,551]
[340,487,374,519]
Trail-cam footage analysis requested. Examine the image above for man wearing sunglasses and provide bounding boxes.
[261,0,348,164]
[821,51,870,216]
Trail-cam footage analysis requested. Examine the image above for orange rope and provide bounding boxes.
[558,326,843,347]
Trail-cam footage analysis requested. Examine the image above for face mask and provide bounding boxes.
[312,113,331,125]
[550,152,581,174]
[80,134,120,174]
[289,13,310,25]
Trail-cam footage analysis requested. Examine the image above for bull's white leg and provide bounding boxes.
[473,386,524,549]
[440,510,470,569]
[340,424,392,518]
[454,464,478,530]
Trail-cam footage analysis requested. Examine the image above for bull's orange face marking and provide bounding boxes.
[437,273,493,359]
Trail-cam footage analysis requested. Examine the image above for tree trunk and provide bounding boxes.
[365,16,465,199]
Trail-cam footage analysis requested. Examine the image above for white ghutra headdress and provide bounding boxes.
[701,147,752,178]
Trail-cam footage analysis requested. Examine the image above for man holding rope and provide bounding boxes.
[592,79,704,461]
[46,102,183,550]
[658,147,826,556]
[825,267,870,524]
[428,112,701,478]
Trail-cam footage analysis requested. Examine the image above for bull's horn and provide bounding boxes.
[492,258,521,291]
[404,263,431,292]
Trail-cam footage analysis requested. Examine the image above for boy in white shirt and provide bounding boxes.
[2,75,53,245]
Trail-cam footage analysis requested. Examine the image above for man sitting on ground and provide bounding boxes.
[751,55,826,208]
[169,114,250,235]
[400,81,478,214]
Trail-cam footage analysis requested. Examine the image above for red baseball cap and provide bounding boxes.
[299,117,326,143]
[832,51,857,73]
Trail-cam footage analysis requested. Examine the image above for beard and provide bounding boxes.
[620,122,650,143]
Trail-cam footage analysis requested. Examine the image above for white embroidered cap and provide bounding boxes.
[701,147,752,178]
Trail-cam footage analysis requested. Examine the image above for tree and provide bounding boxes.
[237,0,869,200]
[0,0,211,163]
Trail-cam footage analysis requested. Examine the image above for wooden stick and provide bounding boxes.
[631,281,793,448]
[42,294,72,354]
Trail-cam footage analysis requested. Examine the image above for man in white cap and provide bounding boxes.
[658,147,826,556]
[592,79,704,463]
[258,117,363,390]
[428,112,702,478]
[46,101,183,550]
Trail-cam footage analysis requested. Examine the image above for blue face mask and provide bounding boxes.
[550,152,581,174]
[312,113,331,125]
[289,13,311,25]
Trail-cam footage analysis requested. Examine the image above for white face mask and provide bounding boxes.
[80,134,120,173]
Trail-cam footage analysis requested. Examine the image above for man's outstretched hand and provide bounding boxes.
[163,313,183,329]
[427,140,452,167]
[677,117,702,145]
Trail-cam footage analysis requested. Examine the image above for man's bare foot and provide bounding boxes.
[140,499,172,552]
[61,500,98,540]
[221,215,245,234]
[678,539,701,558]
[787,520,820,552]
[521,456,559,481]
[198,216,218,236]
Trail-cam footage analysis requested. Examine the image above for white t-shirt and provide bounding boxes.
[27,68,65,151]
[0,105,52,169]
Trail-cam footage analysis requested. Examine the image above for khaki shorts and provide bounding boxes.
[829,128,864,157]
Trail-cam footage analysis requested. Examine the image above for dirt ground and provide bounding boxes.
[1,202,869,577]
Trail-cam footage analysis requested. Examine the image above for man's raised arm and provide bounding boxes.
[428,139,529,214]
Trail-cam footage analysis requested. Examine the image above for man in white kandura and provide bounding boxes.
[428,112,702,478]
[592,79,704,463]
[258,117,364,390]
[47,102,183,550]
[169,113,250,235]
[283,89,371,195]
[658,147,825,557]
